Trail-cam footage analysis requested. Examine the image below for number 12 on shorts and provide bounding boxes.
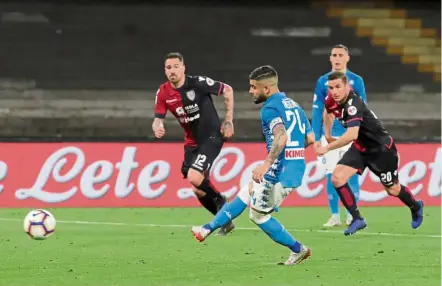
[192,154,207,171]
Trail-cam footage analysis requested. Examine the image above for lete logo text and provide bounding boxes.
[0,143,439,207]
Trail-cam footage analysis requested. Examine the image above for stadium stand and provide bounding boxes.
[0,3,439,92]
[324,4,441,83]
[0,2,438,141]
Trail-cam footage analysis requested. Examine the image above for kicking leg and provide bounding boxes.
[191,182,251,242]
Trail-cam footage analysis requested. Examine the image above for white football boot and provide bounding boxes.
[280,245,312,265]
[323,214,341,227]
[191,226,211,242]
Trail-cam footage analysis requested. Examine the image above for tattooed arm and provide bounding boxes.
[222,84,234,122]
[197,76,234,138]
[220,84,234,139]
[252,123,287,183]
[264,123,288,166]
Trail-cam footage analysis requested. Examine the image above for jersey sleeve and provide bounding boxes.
[353,76,367,103]
[154,88,167,119]
[195,76,225,96]
[300,108,313,135]
[261,107,283,134]
[345,97,364,127]
[312,77,325,141]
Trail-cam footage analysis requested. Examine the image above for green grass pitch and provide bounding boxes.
[0,207,440,286]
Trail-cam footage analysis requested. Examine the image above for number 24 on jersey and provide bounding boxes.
[285,110,306,147]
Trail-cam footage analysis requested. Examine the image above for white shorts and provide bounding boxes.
[319,136,352,174]
[250,180,293,213]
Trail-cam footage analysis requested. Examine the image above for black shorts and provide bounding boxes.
[338,143,399,187]
[181,137,224,178]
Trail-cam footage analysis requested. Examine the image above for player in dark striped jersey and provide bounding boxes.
[153,53,235,235]
[315,72,424,236]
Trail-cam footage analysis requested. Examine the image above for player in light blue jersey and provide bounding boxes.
[191,66,315,265]
[312,44,367,227]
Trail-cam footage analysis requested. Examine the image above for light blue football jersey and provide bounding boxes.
[261,92,313,188]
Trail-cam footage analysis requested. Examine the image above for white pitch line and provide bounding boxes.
[1,218,440,239]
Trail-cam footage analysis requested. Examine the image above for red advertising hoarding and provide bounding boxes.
[0,143,439,207]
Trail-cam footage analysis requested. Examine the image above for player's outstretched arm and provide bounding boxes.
[315,126,359,156]
[220,84,234,139]
[327,126,359,151]
[152,118,165,139]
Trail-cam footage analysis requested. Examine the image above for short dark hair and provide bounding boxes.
[249,65,278,81]
[328,71,348,84]
[331,44,349,55]
[164,52,184,62]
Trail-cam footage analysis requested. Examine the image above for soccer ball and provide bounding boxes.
[23,209,56,240]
